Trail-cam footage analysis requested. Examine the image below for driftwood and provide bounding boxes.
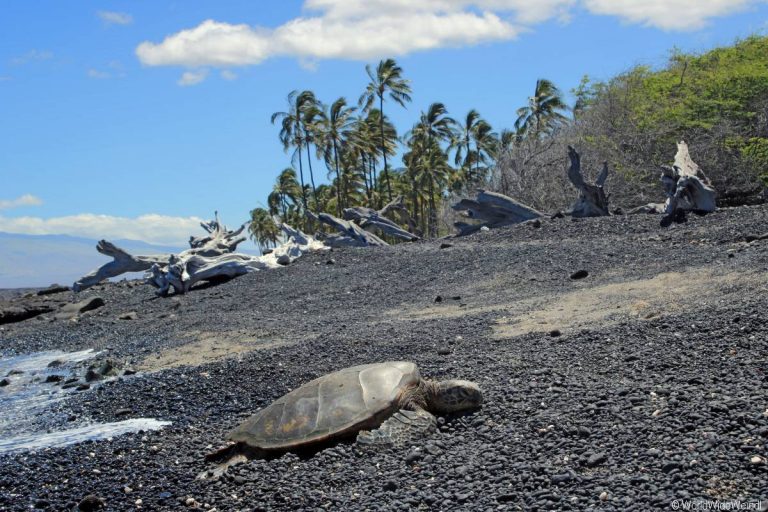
[660,141,716,227]
[73,212,246,292]
[147,223,325,296]
[73,241,171,292]
[342,196,419,242]
[452,190,543,236]
[187,211,247,256]
[567,146,610,217]
[74,213,325,295]
[307,211,389,247]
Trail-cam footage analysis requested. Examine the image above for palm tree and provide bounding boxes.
[472,120,498,182]
[451,109,481,182]
[406,102,457,237]
[271,90,315,210]
[514,79,569,138]
[299,91,322,208]
[315,97,356,215]
[248,207,279,252]
[271,168,301,220]
[347,116,377,201]
[450,110,496,183]
[353,109,397,206]
[359,58,412,202]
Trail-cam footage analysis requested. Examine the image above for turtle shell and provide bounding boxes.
[227,361,420,450]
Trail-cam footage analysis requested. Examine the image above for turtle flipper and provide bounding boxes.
[196,442,256,480]
[357,408,436,446]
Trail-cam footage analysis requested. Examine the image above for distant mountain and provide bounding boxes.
[0,232,185,289]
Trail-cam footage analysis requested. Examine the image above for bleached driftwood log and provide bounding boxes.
[73,241,171,292]
[187,211,247,256]
[660,141,716,227]
[147,223,325,296]
[452,190,543,236]
[74,213,324,295]
[567,146,610,217]
[73,212,245,292]
[307,211,389,247]
[342,196,419,242]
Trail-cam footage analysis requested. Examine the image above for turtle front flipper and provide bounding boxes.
[357,408,436,446]
[196,442,259,480]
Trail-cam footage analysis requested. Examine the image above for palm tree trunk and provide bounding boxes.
[305,131,318,208]
[411,180,419,232]
[332,140,343,215]
[475,141,481,181]
[379,94,393,202]
[361,154,370,199]
[371,158,377,194]
[296,145,308,210]
[428,176,437,238]
[466,134,472,182]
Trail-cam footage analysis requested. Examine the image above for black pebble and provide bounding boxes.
[405,449,422,465]
[586,452,607,467]
[77,495,104,511]
[570,270,589,280]
[382,480,398,492]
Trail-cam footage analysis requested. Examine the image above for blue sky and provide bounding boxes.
[1,0,767,247]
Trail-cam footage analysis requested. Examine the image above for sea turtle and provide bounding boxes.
[200,361,482,477]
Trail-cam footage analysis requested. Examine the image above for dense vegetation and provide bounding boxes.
[249,36,768,250]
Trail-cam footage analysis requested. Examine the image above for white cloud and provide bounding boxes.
[178,68,209,86]
[98,11,133,26]
[220,69,238,80]
[11,49,53,65]
[135,0,765,78]
[0,194,43,210]
[135,7,522,77]
[0,76,10,82]
[0,213,206,246]
[87,68,111,79]
[583,0,760,31]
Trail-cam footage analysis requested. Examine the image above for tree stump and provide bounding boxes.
[566,146,610,217]
[660,141,716,227]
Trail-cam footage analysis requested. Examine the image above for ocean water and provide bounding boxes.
[0,349,169,454]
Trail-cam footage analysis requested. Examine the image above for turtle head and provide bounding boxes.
[428,379,483,414]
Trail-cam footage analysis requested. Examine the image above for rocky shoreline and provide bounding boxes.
[1,205,767,511]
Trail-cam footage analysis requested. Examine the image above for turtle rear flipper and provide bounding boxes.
[357,408,436,446]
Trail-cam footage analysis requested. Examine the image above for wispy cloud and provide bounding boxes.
[220,69,238,80]
[0,194,43,210]
[178,69,209,86]
[87,68,111,79]
[0,76,11,82]
[136,0,765,83]
[87,61,127,80]
[11,49,53,65]
[97,10,133,26]
[0,213,207,246]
